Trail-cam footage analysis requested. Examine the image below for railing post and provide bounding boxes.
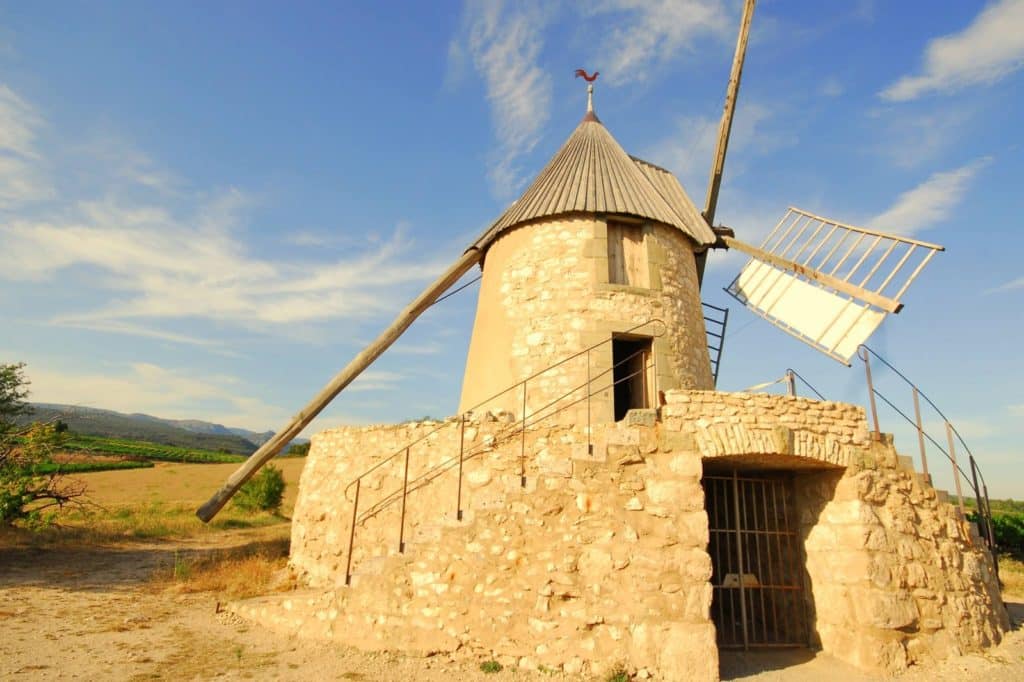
[983,482,999,578]
[912,387,930,483]
[456,414,465,521]
[345,478,360,586]
[520,379,527,487]
[785,369,796,397]
[859,347,881,438]
[945,421,966,517]
[586,349,592,456]
[968,455,986,544]
[399,446,410,553]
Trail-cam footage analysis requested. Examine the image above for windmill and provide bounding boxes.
[196,0,942,522]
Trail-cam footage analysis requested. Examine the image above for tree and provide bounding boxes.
[0,363,86,525]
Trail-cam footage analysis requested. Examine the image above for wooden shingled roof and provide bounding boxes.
[472,112,717,252]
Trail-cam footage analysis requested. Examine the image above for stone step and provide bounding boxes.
[896,454,915,473]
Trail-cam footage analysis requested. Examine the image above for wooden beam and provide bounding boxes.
[702,0,756,229]
[196,246,484,522]
[723,236,903,314]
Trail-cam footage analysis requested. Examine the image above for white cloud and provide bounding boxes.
[989,276,1024,293]
[881,0,1024,101]
[0,84,53,207]
[1011,404,1024,416]
[583,0,731,86]
[458,0,553,197]
[868,157,990,236]
[0,201,445,331]
[642,101,789,192]
[23,360,288,431]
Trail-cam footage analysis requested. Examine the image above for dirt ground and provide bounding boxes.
[2,523,1024,682]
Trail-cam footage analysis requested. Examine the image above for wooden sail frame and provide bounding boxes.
[724,207,944,365]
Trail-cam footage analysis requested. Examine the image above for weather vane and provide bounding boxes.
[574,68,599,113]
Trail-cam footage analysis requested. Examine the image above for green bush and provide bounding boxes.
[970,510,1024,558]
[479,660,502,674]
[233,465,285,513]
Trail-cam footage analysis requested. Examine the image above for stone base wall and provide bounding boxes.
[797,440,1008,672]
[260,390,1006,681]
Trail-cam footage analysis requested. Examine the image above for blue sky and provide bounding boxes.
[1,1,1021,497]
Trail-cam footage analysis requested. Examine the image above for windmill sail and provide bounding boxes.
[724,207,944,365]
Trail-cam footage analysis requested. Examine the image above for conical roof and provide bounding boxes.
[472,112,716,251]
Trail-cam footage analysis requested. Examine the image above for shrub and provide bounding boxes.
[233,465,285,513]
[480,660,502,674]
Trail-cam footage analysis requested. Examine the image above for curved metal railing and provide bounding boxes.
[857,345,997,567]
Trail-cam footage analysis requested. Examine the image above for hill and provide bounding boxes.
[20,404,260,455]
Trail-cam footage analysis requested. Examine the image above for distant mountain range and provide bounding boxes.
[19,403,306,455]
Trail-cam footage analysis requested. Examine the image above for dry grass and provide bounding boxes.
[153,538,293,599]
[0,502,287,550]
[1000,556,1024,597]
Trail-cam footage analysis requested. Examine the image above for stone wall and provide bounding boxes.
[286,412,717,680]
[248,390,1006,681]
[796,440,1008,672]
[458,216,713,423]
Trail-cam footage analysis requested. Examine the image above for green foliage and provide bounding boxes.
[234,465,286,513]
[479,660,503,674]
[971,510,1024,558]
[1,365,86,525]
[31,459,154,474]
[285,441,310,457]
[605,666,630,682]
[61,434,246,464]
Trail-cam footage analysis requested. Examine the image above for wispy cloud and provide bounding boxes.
[881,0,1024,101]
[2,203,444,329]
[0,84,53,207]
[1011,404,1024,416]
[989,276,1024,294]
[820,76,844,98]
[457,0,553,197]
[868,157,990,235]
[583,0,731,86]
[642,101,792,192]
[0,84,449,343]
[22,360,288,431]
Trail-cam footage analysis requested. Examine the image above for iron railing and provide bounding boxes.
[703,302,730,387]
[341,319,667,584]
[857,345,997,569]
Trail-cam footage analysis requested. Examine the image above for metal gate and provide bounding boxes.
[705,471,807,648]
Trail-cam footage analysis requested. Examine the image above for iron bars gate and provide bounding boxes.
[705,471,807,648]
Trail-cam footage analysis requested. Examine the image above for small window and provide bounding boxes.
[607,221,649,287]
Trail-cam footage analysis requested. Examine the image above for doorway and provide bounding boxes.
[612,335,652,421]
[705,470,808,649]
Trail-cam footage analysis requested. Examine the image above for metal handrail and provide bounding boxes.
[341,321,666,583]
[341,318,666,497]
[856,344,998,568]
[353,355,654,527]
[783,368,825,400]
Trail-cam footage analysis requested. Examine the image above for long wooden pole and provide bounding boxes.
[697,0,756,285]
[196,246,483,522]
[703,0,756,227]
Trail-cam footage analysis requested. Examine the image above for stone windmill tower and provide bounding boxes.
[459,82,718,424]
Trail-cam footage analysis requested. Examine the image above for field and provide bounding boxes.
[61,433,249,464]
[2,462,1024,680]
